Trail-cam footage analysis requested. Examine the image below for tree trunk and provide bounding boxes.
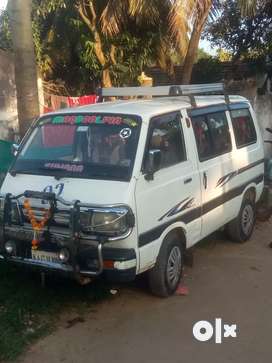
[102,68,112,88]
[8,0,40,138]
[93,33,112,88]
[77,2,113,88]
[181,4,212,84]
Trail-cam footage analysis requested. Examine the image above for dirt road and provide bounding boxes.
[21,221,272,363]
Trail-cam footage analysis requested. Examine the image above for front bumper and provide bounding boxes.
[0,190,137,282]
[0,246,137,282]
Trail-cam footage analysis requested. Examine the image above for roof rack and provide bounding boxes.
[97,83,230,107]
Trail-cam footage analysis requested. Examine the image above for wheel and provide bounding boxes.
[148,233,184,297]
[226,198,256,243]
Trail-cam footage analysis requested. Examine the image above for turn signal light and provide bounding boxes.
[103,260,114,269]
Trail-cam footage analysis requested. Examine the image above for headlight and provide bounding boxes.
[59,248,70,263]
[80,207,134,237]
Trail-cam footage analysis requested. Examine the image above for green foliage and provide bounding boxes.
[0,0,221,92]
[32,0,98,94]
[197,48,211,62]
[0,10,12,51]
[35,0,67,16]
[217,49,233,62]
[110,31,161,86]
[29,0,173,91]
[192,56,223,83]
[205,0,272,61]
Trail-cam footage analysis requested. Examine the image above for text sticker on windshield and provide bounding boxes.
[120,128,132,139]
[44,163,84,173]
[52,116,65,124]
[50,115,137,126]
[83,116,123,125]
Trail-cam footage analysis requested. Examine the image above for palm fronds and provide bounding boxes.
[238,0,258,16]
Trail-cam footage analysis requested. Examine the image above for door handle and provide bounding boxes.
[203,172,208,189]
[184,178,192,184]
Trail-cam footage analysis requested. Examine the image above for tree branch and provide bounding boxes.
[88,0,97,23]
[110,45,117,65]
[77,0,95,32]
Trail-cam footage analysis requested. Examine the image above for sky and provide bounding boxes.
[0,0,216,55]
[200,39,217,56]
[0,0,7,10]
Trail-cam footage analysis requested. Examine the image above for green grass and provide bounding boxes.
[0,262,110,361]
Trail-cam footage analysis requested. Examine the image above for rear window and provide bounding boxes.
[230,109,257,148]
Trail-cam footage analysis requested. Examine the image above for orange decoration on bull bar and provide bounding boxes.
[23,199,51,250]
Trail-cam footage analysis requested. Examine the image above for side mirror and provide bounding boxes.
[145,149,161,181]
[12,144,19,156]
[266,127,272,135]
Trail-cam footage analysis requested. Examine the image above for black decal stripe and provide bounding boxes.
[238,159,265,175]
[139,174,264,247]
[217,172,237,188]
[203,174,263,215]
[167,198,194,218]
[158,198,189,222]
[220,172,237,187]
[217,159,264,189]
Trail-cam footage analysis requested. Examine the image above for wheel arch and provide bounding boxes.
[242,185,256,203]
[161,225,187,250]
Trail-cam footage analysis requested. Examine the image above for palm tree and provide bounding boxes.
[37,0,218,87]
[239,0,271,16]
[76,0,198,87]
[239,0,257,16]
[8,0,40,137]
[98,0,221,85]
[174,0,218,84]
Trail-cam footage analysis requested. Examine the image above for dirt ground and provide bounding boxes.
[20,220,272,363]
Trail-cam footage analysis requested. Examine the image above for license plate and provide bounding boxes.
[31,250,59,264]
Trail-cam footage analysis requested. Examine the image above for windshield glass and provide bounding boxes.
[12,113,141,181]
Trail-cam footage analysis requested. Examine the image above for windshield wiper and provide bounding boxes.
[36,166,70,180]
[37,166,68,173]
[11,167,68,180]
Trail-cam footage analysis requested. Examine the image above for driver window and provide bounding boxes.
[145,112,187,171]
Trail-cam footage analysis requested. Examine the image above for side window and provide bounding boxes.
[206,112,232,155]
[191,115,213,160]
[191,111,232,161]
[230,109,257,148]
[146,113,186,171]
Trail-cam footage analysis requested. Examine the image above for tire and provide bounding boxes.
[148,233,184,297]
[226,198,256,243]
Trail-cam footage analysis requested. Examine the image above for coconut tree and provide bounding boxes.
[239,0,258,16]
[239,0,272,16]
[170,0,220,84]
[36,0,218,87]
[77,0,197,87]
[8,0,40,137]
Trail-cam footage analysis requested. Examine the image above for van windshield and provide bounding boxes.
[12,113,141,181]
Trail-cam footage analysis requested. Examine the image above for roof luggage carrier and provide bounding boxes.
[97,83,230,108]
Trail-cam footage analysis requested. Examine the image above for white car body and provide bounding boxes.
[0,94,264,285]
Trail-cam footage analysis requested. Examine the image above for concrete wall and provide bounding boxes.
[0,50,18,140]
[226,77,272,157]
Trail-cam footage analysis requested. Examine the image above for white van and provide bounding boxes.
[0,84,264,296]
